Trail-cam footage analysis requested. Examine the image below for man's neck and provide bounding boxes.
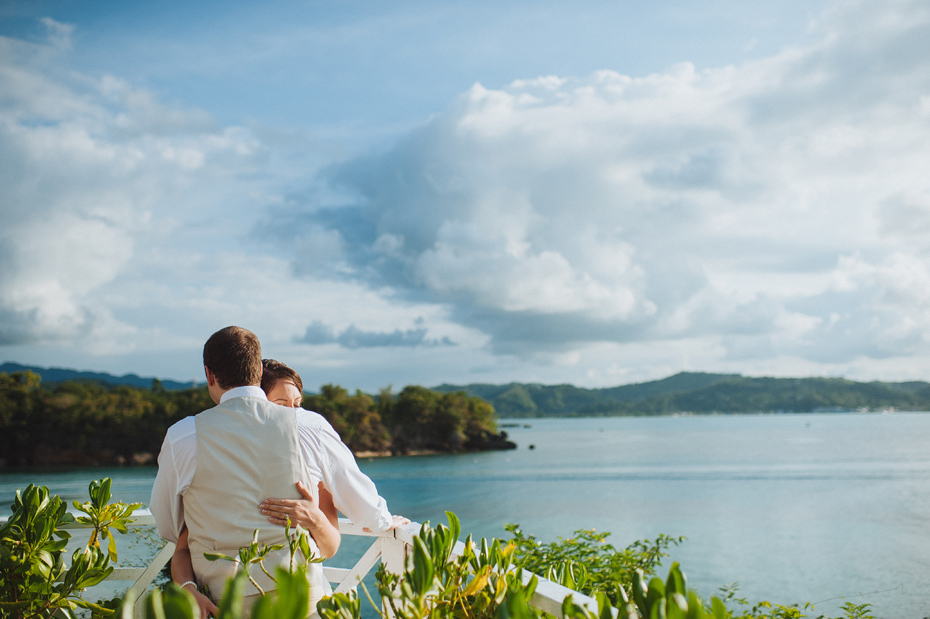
[219,385,266,404]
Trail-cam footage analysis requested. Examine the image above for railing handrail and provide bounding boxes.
[2,509,602,618]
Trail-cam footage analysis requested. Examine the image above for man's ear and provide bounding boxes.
[204,366,216,387]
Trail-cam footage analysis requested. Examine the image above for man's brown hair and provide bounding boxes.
[260,358,304,395]
[203,326,262,389]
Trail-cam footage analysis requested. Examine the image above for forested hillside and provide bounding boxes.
[434,372,930,417]
[0,362,195,391]
[0,371,512,468]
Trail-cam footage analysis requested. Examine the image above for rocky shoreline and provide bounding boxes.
[2,431,517,469]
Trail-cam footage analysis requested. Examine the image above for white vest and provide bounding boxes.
[184,396,324,599]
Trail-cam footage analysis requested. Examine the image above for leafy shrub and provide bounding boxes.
[0,478,140,619]
[505,523,684,605]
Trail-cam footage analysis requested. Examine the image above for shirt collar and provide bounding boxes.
[219,385,267,403]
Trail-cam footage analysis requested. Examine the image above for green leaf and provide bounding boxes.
[666,563,686,597]
[78,566,116,589]
[73,597,118,615]
[107,530,119,563]
[646,576,666,613]
[561,594,588,619]
[446,511,461,546]
[496,588,536,619]
[463,565,491,597]
[270,567,312,619]
[94,478,113,510]
[667,592,688,619]
[411,536,435,595]
[523,572,538,599]
[632,570,649,617]
[162,583,200,619]
[145,588,168,619]
[650,597,667,619]
[299,533,313,565]
[215,571,246,619]
[596,591,614,619]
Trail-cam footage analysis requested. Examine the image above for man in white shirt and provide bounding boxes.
[150,326,398,616]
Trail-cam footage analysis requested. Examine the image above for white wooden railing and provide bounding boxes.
[4,510,600,618]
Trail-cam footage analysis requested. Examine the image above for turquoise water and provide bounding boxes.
[3,413,930,618]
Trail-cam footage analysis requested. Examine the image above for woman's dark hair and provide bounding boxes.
[260,358,304,395]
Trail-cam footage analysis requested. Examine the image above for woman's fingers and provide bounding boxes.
[260,499,301,513]
[260,500,298,525]
[261,498,297,507]
[201,595,219,617]
[259,489,321,528]
[261,505,294,525]
[191,590,217,619]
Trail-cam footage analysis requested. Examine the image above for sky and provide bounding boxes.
[2,0,930,392]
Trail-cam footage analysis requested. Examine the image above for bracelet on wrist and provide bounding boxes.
[178,580,197,590]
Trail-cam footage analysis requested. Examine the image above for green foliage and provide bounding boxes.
[0,479,139,619]
[136,513,544,619]
[503,527,877,619]
[505,523,684,605]
[557,563,728,619]
[203,521,322,595]
[319,512,541,619]
[834,602,876,619]
[0,371,213,467]
[139,568,325,619]
[556,564,878,619]
[304,385,392,454]
[719,590,878,619]
[381,387,506,454]
[73,478,142,563]
[0,371,509,466]
[310,384,508,455]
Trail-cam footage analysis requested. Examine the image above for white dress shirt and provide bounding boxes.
[150,386,394,542]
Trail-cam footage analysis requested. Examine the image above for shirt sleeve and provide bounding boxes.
[149,417,196,542]
[297,411,394,533]
[150,437,183,542]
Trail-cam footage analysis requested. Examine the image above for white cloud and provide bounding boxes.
[0,26,271,346]
[38,18,73,52]
[287,0,930,368]
[5,0,930,389]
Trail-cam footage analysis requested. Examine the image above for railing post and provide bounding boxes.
[378,529,410,619]
[130,540,175,619]
[379,529,408,576]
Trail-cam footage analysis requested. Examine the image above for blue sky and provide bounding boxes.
[2,0,930,392]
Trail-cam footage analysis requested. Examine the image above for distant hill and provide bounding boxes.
[0,362,197,391]
[433,372,930,416]
[4,362,928,416]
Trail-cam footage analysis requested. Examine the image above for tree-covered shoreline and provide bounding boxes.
[0,371,514,469]
[436,372,930,417]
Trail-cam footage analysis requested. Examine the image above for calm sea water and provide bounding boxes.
[3,413,930,618]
